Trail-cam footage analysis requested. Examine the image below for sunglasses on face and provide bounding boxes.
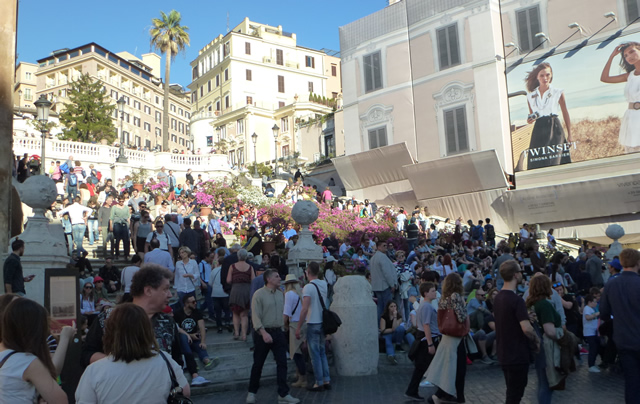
[553,282,563,288]
[84,286,93,289]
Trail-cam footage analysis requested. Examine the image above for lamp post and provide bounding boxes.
[251,132,258,177]
[272,124,279,175]
[116,96,128,163]
[18,89,22,115]
[34,94,52,175]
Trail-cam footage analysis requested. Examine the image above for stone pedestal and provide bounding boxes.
[330,276,378,376]
[605,224,625,261]
[11,176,70,305]
[286,201,323,281]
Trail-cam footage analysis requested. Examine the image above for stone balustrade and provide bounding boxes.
[13,135,237,183]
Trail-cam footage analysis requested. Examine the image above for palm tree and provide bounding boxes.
[149,10,190,152]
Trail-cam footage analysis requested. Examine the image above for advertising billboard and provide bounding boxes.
[506,33,640,172]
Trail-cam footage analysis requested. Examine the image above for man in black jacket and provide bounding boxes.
[243,227,263,256]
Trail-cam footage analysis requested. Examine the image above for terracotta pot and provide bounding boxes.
[200,207,212,217]
[133,183,143,192]
[262,241,276,255]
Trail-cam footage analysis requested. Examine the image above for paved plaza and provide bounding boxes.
[192,359,625,403]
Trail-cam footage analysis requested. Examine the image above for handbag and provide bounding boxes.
[437,307,470,337]
[311,282,341,335]
[159,351,194,404]
[181,262,203,302]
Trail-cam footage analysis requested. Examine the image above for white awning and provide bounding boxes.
[403,149,508,201]
[538,214,640,245]
[332,143,414,191]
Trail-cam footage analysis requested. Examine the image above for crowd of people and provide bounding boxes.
[2,157,639,404]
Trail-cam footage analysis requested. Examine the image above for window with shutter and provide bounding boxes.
[308,82,313,92]
[436,24,461,70]
[224,69,229,81]
[246,70,252,81]
[245,42,251,55]
[216,75,220,87]
[306,56,315,68]
[278,76,285,93]
[276,49,283,65]
[626,0,640,23]
[444,106,469,154]
[516,6,542,52]
[363,51,383,93]
[367,127,387,150]
[331,64,337,76]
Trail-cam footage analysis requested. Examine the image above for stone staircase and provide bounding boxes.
[189,323,296,395]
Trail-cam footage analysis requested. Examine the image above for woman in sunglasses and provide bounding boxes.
[80,282,100,325]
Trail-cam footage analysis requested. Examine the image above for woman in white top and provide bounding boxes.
[523,62,572,170]
[601,42,640,153]
[80,282,99,316]
[76,303,189,403]
[174,246,200,307]
[283,274,306,388]
[0,298,67,404]
[546,228,557,250]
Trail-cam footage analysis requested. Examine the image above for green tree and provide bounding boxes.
[150,10,190,152]
[58,73,116,143]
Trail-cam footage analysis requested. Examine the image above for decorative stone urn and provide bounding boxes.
[605,224,625,261]
[286,200,323,281]
[10,176,70,304]
[330,275,378,376]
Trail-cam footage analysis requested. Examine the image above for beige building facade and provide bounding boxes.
[338,0,640,244]
[189,17,343,168]
[35,43,191,151]
[14,62,38,112]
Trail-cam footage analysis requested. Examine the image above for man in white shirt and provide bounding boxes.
[120,255,142,298]
[57,196,93,253]
[209,255,231,333]
[144,239,175,272]
[339,239,352,258]
[519,224,530,243]
[163,214,181,261]
[397,209,407,232]
[296,262,331,391]
[145,221,173,257]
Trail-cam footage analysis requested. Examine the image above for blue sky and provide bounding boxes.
[17,0,385,86]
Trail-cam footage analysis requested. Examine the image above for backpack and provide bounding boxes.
[472,225,482,240]
[68,173,78,187]
[59,162,70,174]
[486,225,495,239]
[52,166,62,181]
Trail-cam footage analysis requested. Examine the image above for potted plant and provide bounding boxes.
[130,167,148,192]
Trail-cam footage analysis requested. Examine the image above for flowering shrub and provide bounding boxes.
[257,200,395,245]
[144,181,171,199]
[237,185,270,208]
[193,179,238,207]
[219,220,234,235]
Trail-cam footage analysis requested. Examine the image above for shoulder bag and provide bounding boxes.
[310,282,342,335]
[159,351,193,404]
[437,298,470,337]
[0,351,16,368]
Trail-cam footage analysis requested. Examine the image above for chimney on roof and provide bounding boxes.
[389,0,401,5]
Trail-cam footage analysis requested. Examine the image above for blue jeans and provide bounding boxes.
[307,323,330,386]
[64,233,73,255]
[585,335,600,367]
[66,185,78,200]
[374,288,393,320]
[383,324,415,356]
[535,341,553,404]
[179,333,209,376]
[87,220,99,245]
[71,224,86,253]
[619,350,640,404]
[112,223,130,257]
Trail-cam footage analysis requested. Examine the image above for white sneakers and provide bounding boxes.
[278,394,300,403]
[589,365,601,373]
[247,392,300,403]
[191,376,210,386]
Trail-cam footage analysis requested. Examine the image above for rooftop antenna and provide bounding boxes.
[226,12,229,33]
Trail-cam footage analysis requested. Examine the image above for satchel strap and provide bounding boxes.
[310,282,327,310]
[159,350,179,390]
[0,351,16,369]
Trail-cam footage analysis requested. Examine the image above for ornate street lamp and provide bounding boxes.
[34,94,52,175]
[272,124,279,175]
[116,96,128,163]
[251,132,258,177]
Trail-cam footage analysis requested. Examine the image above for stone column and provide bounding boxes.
[330,275,378,376]
[0,0,18,292]
[12,176,70,305]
